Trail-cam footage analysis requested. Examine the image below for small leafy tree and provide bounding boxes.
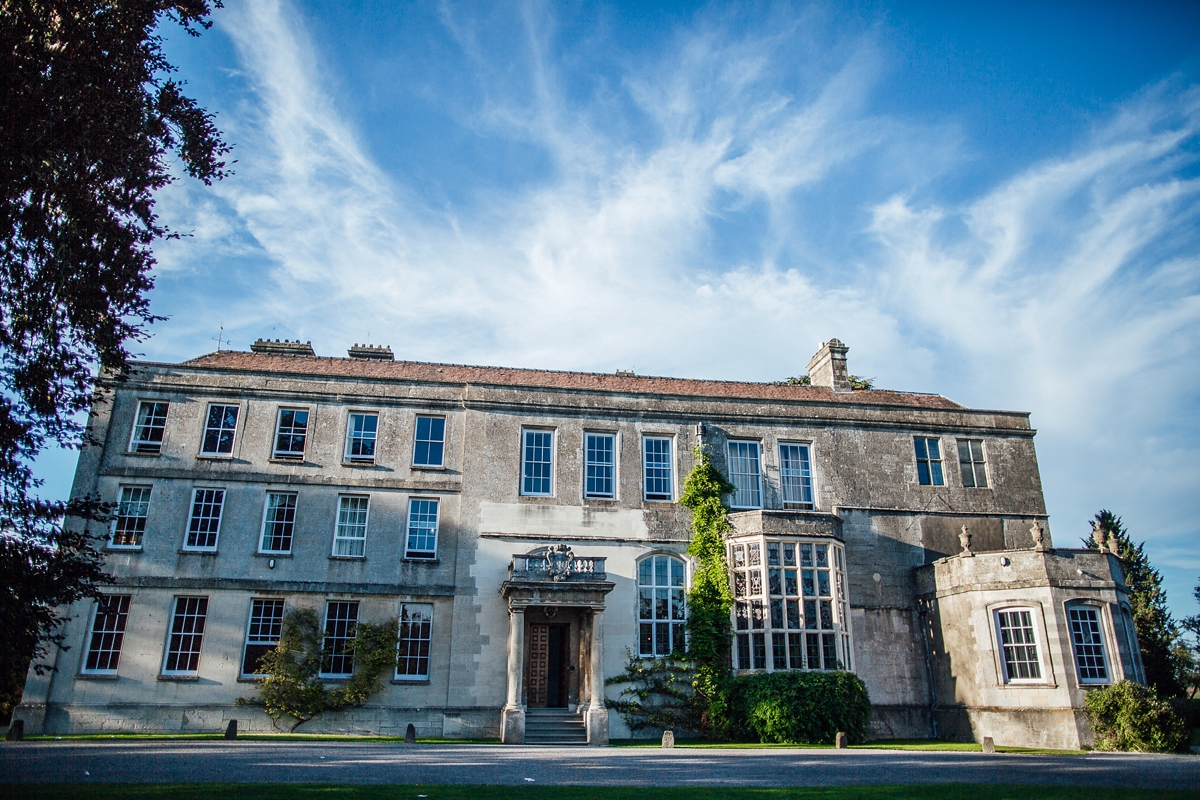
[1085,680,1188,753]
[680,445,736,739]
[239,608,399,730]
[605,651,696,734]
[1084,511,1183,696]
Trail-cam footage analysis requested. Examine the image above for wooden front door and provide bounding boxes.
[527,623,568,708]
[528,624,550,707]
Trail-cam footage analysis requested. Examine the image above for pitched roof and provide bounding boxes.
[178,350,965,410]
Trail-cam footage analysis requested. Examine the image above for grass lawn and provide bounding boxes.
[9,785,1200,800]
[26,734,501,744]
[610,739,1082,755]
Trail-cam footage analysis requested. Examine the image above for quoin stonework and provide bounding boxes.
[16,338,1144,748]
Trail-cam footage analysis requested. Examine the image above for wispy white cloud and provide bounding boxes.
[142,0,1200,614]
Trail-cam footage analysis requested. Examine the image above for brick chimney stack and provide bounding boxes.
[806,339,851,391]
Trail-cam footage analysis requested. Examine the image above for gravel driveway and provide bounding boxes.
[2,741,1198,789]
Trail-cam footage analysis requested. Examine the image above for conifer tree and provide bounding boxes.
[1084,510,1182,696]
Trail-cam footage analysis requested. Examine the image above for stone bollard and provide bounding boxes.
[661,730,675,748]
[225,719,237,739]
[404,723,416,745]
[981,736,995,754]
[6,720,24,741]
[834,731,848,749]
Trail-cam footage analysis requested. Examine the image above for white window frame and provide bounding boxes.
[241,597,286,678]
[730,538,849,674]
[520,428,555,497]
[258,491,298,555]
[182,487,225,552]
[637,554,688,658]
[162,595,208,677]
[642,435,674,502]
[395,603,434,681]
[110,484,152,549]
[412,415,446,468]
[727,440,763,509]
[81,594,132,675]
[199,403,240,457]
[332,494,370,558]
[778,442,815,510]
[993,606,1046,684]
[1119,605,1146,684]
[320,600,359,678]
[584,431,617,500]
[404,497,440,560]
[128,400,169,454]
[344,411,379,463]
[1066,602,1111,685]
[272,407,310,460]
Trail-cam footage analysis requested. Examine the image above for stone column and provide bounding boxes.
[586,608,609,746]
[501,606,525,744]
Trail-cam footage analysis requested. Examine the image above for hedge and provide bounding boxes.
[731,670,871,745]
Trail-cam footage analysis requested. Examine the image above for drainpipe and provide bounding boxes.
[917,599,938,740]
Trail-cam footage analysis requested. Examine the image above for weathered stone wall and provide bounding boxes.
[18,350,1079,742]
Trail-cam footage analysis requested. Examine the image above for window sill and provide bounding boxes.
[999,680,1057,688]
[402,556,438,564]
[106,546,142,553]
[329,554,365,561]
[518,494,556,502]
[77,672,119,681]
[237,675,268,683]
[410,464,446,471]
[254,552,293,559]
[269,457,312,465]
[391,678,430,685]
[179,548,218,556]
[341,460,379,468]
[319,676,352,683]
[123,450,162,458]
[583,497,618,505]
[157,674,199,682]
[644,497,674,503]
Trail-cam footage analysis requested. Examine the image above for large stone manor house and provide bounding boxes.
[17,338,1143,748]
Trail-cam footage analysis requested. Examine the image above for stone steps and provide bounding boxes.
[525,709,587,745]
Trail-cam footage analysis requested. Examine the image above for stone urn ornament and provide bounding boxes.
[958,525,974,557]
[1030,521,1047,552]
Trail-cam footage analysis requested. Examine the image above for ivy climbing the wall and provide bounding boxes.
[238,607,399,730]
[680,444,737,739]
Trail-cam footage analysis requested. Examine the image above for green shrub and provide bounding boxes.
[732,670,871,744]
[1085,680,1188,753]
[237,608,399,730]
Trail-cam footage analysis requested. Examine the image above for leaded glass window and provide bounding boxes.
[638,555,686,657]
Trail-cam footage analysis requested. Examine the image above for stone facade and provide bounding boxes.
[15,339,1143,748]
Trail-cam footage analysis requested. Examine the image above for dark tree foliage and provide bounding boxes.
[1084,510,1183,697]
[1180,579,1200,699]
[0,0,229,719]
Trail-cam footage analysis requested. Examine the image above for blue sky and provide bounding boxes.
[37,1,1200,619]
